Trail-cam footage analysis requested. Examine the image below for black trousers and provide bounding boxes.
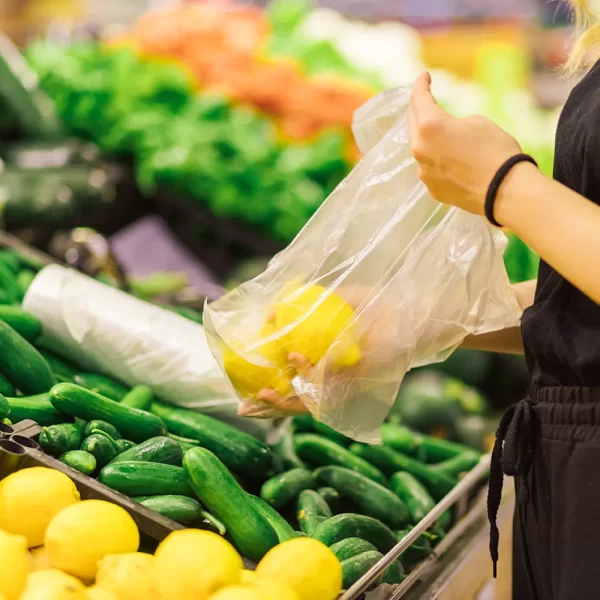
[506,387,600,600]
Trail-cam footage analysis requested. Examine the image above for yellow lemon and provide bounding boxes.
[95,553,160,600]
[0,529,29,600]
[239,570,257,585]
[274,284,361,370]
[223,323,293,399]
[256,538,342,600]
[86,588,118,600]
[30,546,52,571]
[208,586,268,600]
[0,467,80,547]
[155,529,242,600]
[45,500,139,581]
[20,569,87,600]
[250,576,299,600]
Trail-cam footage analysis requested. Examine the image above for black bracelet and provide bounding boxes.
[485,154,538,227]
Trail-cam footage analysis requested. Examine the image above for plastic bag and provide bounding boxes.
[203,86,521,443]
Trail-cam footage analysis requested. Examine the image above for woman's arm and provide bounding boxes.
[461,279,536,354]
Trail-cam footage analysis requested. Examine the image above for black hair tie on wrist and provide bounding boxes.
[485,154,538,227]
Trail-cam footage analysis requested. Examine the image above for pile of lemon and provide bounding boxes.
[0,467,343,600]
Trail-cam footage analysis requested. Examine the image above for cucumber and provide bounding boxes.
[0,394,9,420]
[81,433,116,468]
[16,270,35,296]
[133,495,202,525]
[330,538,379,561]
[260,468,316,510]
[0,250,21,273]
[0,306,42,341]
[340,550,384,589]
[84,420,122,440]
[419,435,478,464]
[167,433,200,452]
[272,429,307,471]
[108,436,183,467]
[39,423,83,456]
[389,472,435,524]
[37,349,77,383]
[0,262,20,304]
[120,385,153,410]
[294,435,387,485]
[313,514,398,553]
[151,402,275,478]
[315,466,410,529]
[0,373,14,397]
[99,461,194,497]
[395,529,435,565]
[313,421,351,446]
[429,451,480,477]
[292,414,316,432]
[0,320,54,394]
[73,373,129,402]
[6,393,69,425]
[248,495,298,543]
[115,439,136,454]
[296,489,332,536]
[89,430,122,453]
[59,450,96,476]
[382,560,405,585]
[380,423,422,456]
[318,487,340,513]
[183,447,279,561]
[349,444,457,501]
[50,383,167,443]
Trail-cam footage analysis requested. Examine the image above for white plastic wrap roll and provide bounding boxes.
[23,264,273,438]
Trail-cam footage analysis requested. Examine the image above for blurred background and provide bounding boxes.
[0,0,583,446]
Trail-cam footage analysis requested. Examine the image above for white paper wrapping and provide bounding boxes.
[23,264,273,439]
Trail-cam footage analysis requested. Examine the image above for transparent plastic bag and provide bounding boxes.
[203,86,521,443]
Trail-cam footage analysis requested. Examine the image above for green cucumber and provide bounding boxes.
[183,447,279,561]
[292,414,316,432]
[6,394,69,425]
[151,402,275,478]
[260,468,316,510]
[389,472,435,524]
[39,423,83,457]
[90,430,122,453]
[108,436,183,467]
[349,444,456,501]
[294,435,387,485]
[0,320,54,394]
[99,461,194,497]
[318,487,340,513]
[419,435,479,464]
[395,529,435,565]
[315,466,410,529]
[81,433,116,468]
[380,423,422,456]
[84,420,122,440]
[167,433,200,452]
[0,306,41,341]
[313,422,351,446]
[16,270,35,296]
[296,489,332,536]
[0,250,21,273]
[115,439,136,454]
[50,383,167,443]
[0,394,9,420]
[248,495,298,543]
[382,561,405,585]
[59,450,96,476]
[133,495,202,525]
[73,373,129,402]
[330,538,379,561]
[429,451,480,477]
[120,385,153,410]
[341,550,384,589]
[272,429,307,471]
[0,262,20,304]
[313,514,398,553]
[0,373,14,397]
[37,349,77,383]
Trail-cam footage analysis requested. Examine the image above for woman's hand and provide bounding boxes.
[409,72,523,217]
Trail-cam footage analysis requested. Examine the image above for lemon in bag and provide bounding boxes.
[0,529,30,600]
[274,283,361,370]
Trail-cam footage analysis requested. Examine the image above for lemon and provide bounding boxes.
[95,553,160,600]
[87,588,118,600]
[249,576,299,600]
[20,570,87,600]
[30,546,52,571]
[274,284,361,370]
[155,529,242,600]
[0,529,29,600]
[256,538,342,600]
[45,500,139,581]
[208,586,268,600]
[239,570,257,585]
[0,467,80,547]
[223,324,293,399]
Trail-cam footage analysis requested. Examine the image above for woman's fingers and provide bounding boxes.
[256,388,308,415]
[288,352,313,377]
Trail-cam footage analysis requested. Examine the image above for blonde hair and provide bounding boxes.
[567,0,600,73]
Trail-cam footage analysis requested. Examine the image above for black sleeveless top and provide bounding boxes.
[521,61,600,387]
